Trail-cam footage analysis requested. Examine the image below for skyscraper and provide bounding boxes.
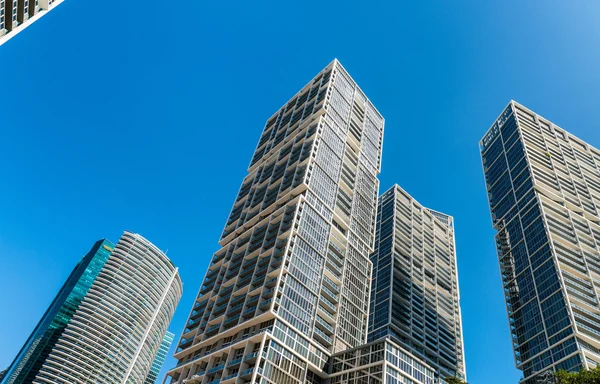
[166,59,384,384]
[146,331,175,384]
[0,0,63,46]
[481,101,600,382]
[3,231,182,384]
[2,239,115,384]
[368,185,466,380]
[32,231,182,384]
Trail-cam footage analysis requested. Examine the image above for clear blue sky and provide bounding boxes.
[1,1,599,383]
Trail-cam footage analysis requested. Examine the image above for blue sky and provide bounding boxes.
[1,1,599,383]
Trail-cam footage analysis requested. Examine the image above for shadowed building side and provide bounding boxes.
[368,185,466,381]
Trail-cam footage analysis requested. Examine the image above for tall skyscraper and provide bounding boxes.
[3,231,182,384]
[32,231,183,384]
[2,239,115,384]
[0,0,63,46]
[368,185,466,380]
[166,59,384,384]
[146,331,175,384]
[481,101,600,383]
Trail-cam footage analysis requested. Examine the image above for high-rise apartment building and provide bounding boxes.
[368,185,466,380]
[2,239,115,384]
[33,231,182,384]
[3,231,182,384]
[0,0,63,46]
[481,101,600,383]
[146,331,175,384]
[166,59,384,384]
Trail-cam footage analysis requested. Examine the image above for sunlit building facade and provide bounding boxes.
[368,185,466,380]
[330,337,441,384]
[2,239,114,384]
[0,0,63,46]
[481,101,600,383]
[166,59,384,384]
[30,231,182,384]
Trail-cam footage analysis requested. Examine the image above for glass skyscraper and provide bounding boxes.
[145,331,175,384]
[166,59,384,384]
[3,232,182,384]
[368,185,466,380]
[481,101,600,382]
[32,231,182,384]
[2,239,115,384]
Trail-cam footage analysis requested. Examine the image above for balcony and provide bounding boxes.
[320,296,337,314]
[208,363,225,374]
[262,287,275,298]
[224,315,240,326]
[239,368,255,378]
[242,306,257,318]
[228,357,243,367]
[229,302,244,315]
[222,372,239,381]
[313,327,333,346]
[259,298,273,310]
[264,277,278,288]
[195,299,209,310]
[320,285,339,303]
[315,315,334,334]
[237,275,253,289]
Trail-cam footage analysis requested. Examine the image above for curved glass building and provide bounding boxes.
[33,231,182,384]
[3,231,182,384]
[2,239,115,384]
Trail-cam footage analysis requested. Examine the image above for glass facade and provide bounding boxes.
[166,59,384,384]
[32,231,182,384]
[145,331,175,384]
[368,185,466,380]
[329,337,437,384]
[481,101,600,383]
[2,239,114,384]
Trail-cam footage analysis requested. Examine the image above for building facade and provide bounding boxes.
[2,239,115,384]
[146,331,175,384]
[166,59,384,384]
[329,337,442,384]
[20,231,183,384]
[0,0,63,46]
[368,185,466,380]
[481,101,600,382]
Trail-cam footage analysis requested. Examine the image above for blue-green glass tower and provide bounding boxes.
[2,239,114,384]
[144,331,174,384]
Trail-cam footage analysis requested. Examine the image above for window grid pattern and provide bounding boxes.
[167,59,384,384]
[2,240,115,384]
[33,232,182,384]
[368,185,465,380]
[481,101,600,383]
[329,338,436,384]
[144,331,175,384]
